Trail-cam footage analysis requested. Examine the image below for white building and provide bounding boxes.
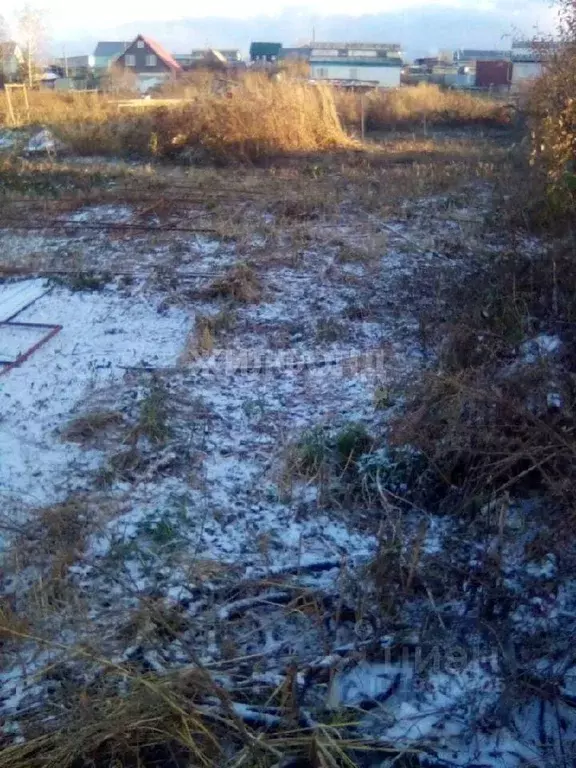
[510,40,559,89]
[309,42,403,87]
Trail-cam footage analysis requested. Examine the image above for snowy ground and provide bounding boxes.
[0,158,574,767]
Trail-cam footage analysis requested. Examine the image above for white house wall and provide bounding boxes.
[511,61,543,84]
[311,64,401,87]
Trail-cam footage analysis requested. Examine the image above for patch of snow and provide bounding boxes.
[67,205,134,223]
[0,279,50,322]
[0,287,190,506]
[521,334,562,363]
[26,129,59,154]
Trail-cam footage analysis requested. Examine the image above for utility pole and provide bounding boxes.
[27,44,33,87]
[63,45,69,78]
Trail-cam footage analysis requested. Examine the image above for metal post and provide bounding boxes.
[361,93,366,141]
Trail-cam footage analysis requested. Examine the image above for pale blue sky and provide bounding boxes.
[2,0,557,56]
[3,0,556,35]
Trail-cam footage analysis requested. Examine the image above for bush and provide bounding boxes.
[529,51,576,220]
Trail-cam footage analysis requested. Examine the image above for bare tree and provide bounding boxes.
[102,64,138,94]
[17,4,47,87]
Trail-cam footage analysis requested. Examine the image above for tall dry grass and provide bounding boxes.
[1,77,353,161]
[0,90,115,128]
[334,83,512,130]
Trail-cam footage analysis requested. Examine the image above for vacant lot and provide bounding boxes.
[0,84,574,768]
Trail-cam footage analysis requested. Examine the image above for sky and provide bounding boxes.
[1,0,557,55]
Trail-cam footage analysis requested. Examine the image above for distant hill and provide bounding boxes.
[57,2,556,60]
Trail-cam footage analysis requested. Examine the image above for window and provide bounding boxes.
[137,40,144,48]
[125,54,136,67]
[146,54,157,67]
[349,67,358,79]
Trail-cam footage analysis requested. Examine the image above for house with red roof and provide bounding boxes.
[115,34,182,91]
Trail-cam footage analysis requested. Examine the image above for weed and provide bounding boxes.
[206,263,262,304]
[288,427,331,479]
[273,198,325,221]
[54,270,112,292]
[374,385,394,410]
[357,446,431,501]
[182,308,237,361]
[137,379,171,444]
[335,423,372,469]
[315,317,348,344]
[336,245,377,264]
[108,447,145,476]
[32,499,88,556]
[62,410,125,443]
[284,423,375,497]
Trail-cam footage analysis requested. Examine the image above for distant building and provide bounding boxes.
[511,40,559,61]
[454,49,510,65]
[510,40,559,89]
[53,54,95,78]
[93,41,131,71]
[249,42,282,63]
[190,48,241,62]
[115,34,182,92]
[279,46,312,61]
[475,60,512,89]
[0,41,23,83]
[174,49,241,71]
[309,42,403,87]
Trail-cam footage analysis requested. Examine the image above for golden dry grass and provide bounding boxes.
[0,90,114,127]
[1,77,354,161]
[0,79,510,163]
[334,83,512,130]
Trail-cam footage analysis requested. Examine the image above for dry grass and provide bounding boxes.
[0,90,114,128]
[180,309,237,362]
[387,237,576,521]
[0,77,353,161]
[335,83,513,131]
[205,263,262,303]
[0,80,508,163]
[62,410,125,443]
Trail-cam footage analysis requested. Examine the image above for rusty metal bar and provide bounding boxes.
[0,324,62,377]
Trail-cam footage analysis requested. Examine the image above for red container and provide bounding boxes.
[476,60,512,87]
